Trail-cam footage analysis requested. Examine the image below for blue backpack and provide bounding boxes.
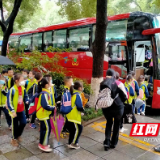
[60,89,72,114]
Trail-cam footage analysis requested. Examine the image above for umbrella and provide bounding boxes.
[50,109,65,142]
[0,56,15,65]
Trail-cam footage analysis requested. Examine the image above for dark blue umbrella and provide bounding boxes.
[0,56,15,65]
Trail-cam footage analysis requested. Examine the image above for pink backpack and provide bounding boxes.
[131,81,135,92]
[138,88,144,99]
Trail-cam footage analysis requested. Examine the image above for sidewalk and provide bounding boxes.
[0,115,160,160]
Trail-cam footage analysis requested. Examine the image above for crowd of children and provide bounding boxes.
[0,68,85,152]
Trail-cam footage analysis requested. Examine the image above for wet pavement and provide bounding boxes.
[0,114,160,160]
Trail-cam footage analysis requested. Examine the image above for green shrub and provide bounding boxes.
[82,108,103,121]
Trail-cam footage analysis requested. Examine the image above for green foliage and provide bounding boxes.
[82,108,103,121]
[57,0,160,21]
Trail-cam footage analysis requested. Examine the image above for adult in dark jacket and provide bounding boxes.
[100,69,127,151]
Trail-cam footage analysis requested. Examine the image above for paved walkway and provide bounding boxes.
[0,115,160,160]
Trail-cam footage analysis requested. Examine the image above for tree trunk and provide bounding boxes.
[88,0,108,107]
[1,32,10,56]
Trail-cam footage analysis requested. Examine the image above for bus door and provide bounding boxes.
[106,41,129,81]
[134,40,153,106]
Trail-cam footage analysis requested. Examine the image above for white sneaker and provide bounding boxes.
[137,113,140,115]
[120,127,124,133]
[68,143,80,149]
[141,112,145,116]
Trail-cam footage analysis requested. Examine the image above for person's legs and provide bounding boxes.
[74,124,83,144]
[39,119,50,146]
[25,103,29,119]
[67,121,76,145]
[12,116,19,139]
[2,107,11,127]
[17,111,26,138]
[111,108,124,147]
[102,109,113,146]
[0,107,2,127]
[30,113,37,128]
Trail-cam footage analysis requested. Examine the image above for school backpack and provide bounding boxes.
[138,88,144,99]
[28,91,49,115]
[95,88,118,110]
[131,81,135,92]
[60,89,72,114]
[145,50,152,60]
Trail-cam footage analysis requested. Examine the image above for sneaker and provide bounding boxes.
[30,123,37,129]
[11,139,19,147]
[137,113,140,115]
[38,143,52,152]
[154,147,160,152]
[17,136,22,142]
[141,112,145,116]
[68,143,80,149]
[119,127,124,133]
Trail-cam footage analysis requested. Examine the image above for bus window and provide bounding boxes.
[69,27,90,51]
[53,30,67,50]
[9,36,19,50]
[107,45,126,61]
[19,35,32,52]
[33,33,43,51]
[44,31,53,51]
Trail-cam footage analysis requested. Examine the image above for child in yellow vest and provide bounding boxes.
[36,78,55,152]
[0,77,11,129]
[7,73,29,147]
[67,81,84,149]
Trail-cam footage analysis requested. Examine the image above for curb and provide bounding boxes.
[82,116,104,127]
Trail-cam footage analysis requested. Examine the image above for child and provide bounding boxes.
[0,77,11,129]
[7,68,14,90]
[44,74,57,106]
[137,75,149,116]
[22,69,29,81]
[130,71,139,113]
[61,76,73,138]
[25,70,38,127]
[36,78,55,152]
[67,81,84,149]
[2,70,8,81]
[124,75,137,123]
[7,73,29,147]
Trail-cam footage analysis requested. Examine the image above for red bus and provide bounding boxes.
[9,11,160,109]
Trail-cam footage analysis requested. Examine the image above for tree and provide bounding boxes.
[57,0,160,21]
[88,0,107,107]
[0,0,40,56]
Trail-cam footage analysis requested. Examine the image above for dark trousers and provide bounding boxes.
[25,103,29,119]
[40,119,51,146]
[62,117,69,132]
[67,121,83,145]
[31,113,36,124]
[0,107,11,126]
[12,111,26,139]
[102,107,124,146]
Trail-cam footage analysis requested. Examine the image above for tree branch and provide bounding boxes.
[6,0,23,26]
[0,20,6,32]
[134,0,142,11]
[0,0,4,22]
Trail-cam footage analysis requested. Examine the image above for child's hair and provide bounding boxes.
[38,77,49,93]
[13,73,22,83]
[126,74,133,82]
[129,71,135,77]
[8,68,13,72]
[64,76,72,84]
[139,75,145,83]
[115,72,120,80]
[23,69,29,74]
[2,70,8,75]
[70,81,83,95]
[44,74,51,82]
[30,70,36,76]
[35,72,43,81]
